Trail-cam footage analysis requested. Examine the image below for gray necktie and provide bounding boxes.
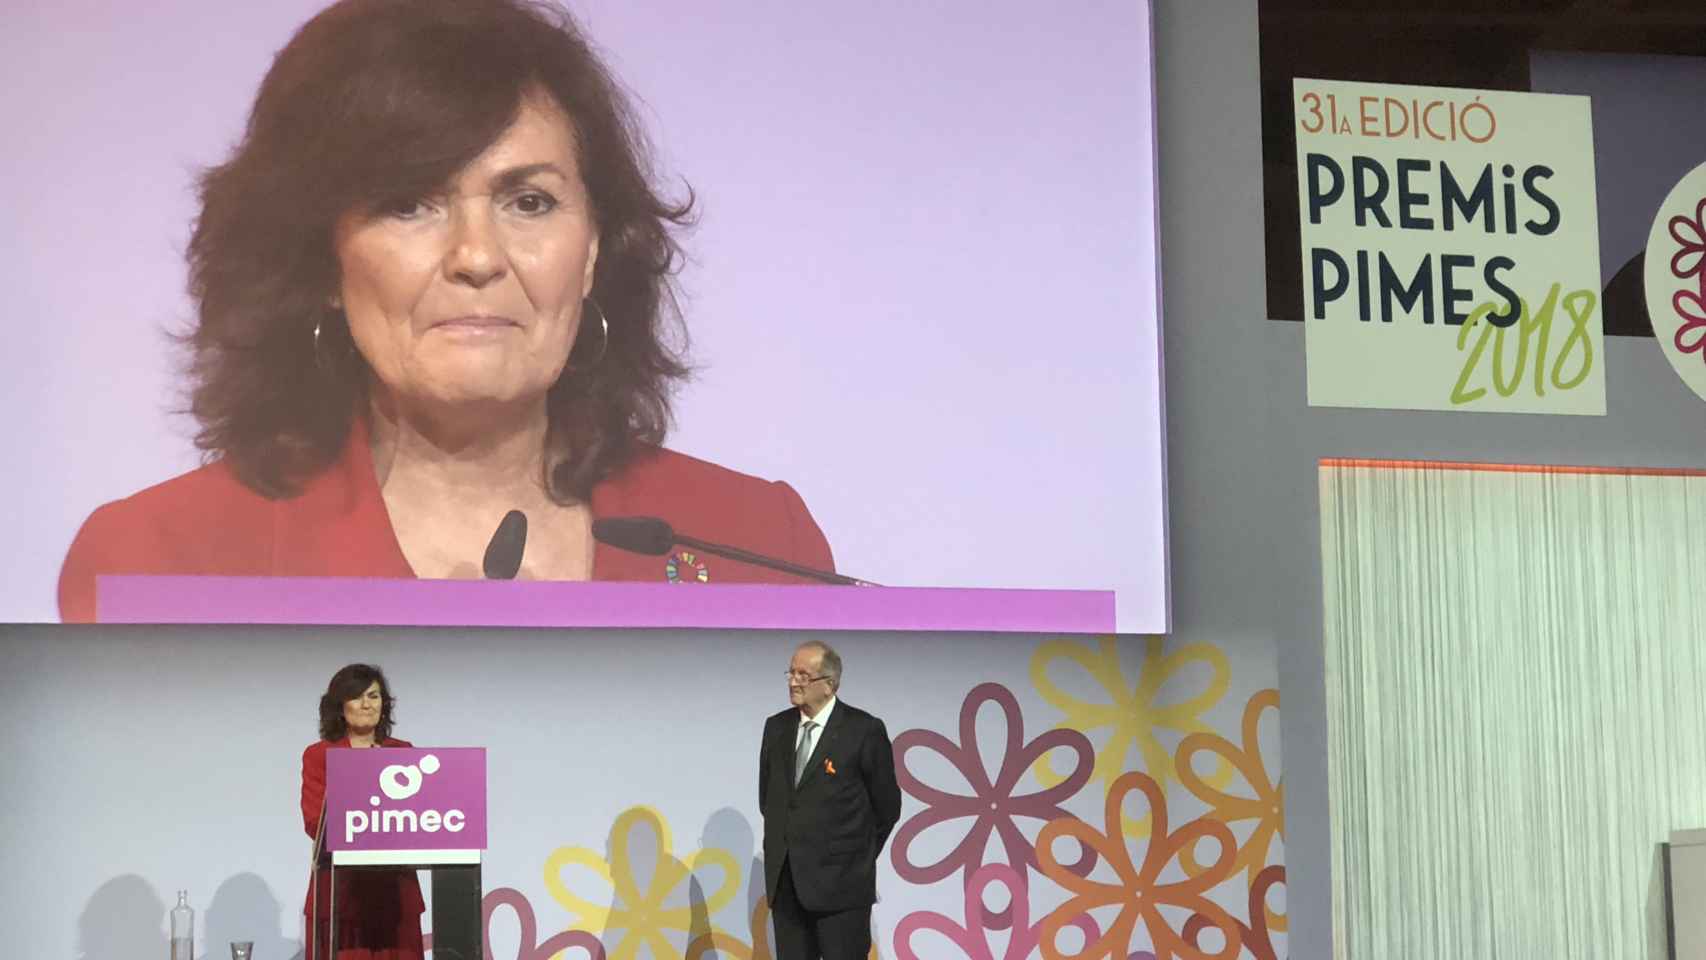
[793,719,817,785]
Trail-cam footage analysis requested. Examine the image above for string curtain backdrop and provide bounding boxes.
[1320,460,1706,960]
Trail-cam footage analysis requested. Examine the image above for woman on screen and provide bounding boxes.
[56,0,835,622]
[302,663,421,960]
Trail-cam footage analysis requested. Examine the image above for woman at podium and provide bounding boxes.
[302,664,423,960]
[56,0,837,623]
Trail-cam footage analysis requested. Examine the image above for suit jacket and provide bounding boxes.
[759,700,901,913]
[58,417,834,622]
[299,737,426,928]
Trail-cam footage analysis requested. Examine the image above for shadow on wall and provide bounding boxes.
[593,806,716,953]
[79,875,167,960]
[78,872,302,960]
[1649,842,1671,960]
[473,805,767,960]
[202,872,300,960]
[700,805,760,942]
[1602,251,1653,337]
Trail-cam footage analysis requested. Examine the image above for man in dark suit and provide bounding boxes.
[760,640,901,960]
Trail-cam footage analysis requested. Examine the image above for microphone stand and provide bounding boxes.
[308,798,327,960]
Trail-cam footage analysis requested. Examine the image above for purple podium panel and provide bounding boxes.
[326,747,486,866]
[94,575,1117,633]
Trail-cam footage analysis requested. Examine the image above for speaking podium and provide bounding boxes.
[314,747,487,960]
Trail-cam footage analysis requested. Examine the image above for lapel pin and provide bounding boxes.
[665,550,710,583]
[824,759,836,775]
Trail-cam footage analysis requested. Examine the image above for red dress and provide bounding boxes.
[301,736,424,960]
[58,418,836,622]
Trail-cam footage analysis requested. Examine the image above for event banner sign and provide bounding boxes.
[1295,79,1603,414]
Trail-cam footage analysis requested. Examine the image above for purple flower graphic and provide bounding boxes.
[1673,289,1706,357]
[891,682,1096,930]
[893,863,1104,960]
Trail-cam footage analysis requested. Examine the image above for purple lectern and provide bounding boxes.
[314,748,487,960]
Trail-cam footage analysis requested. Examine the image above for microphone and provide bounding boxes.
[482,509,528,579]
[591,516,675,556]
[592,515,877,586]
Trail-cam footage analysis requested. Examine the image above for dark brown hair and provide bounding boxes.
[318,663,397,742]
[186,0,691,501]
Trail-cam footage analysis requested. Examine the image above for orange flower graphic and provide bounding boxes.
[1175,689,1284,931]
[1036,771,1239,960]
[1183,865,1284,960]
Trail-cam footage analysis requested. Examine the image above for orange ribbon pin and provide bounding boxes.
[824,759,837,775]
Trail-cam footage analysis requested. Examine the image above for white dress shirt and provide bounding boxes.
[796,695,837,767]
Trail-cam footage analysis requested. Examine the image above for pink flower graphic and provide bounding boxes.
[893,863,1103,960]
[892,682,1096,930]
[687,897,881,960]
[421,886,605,960]
[1669,197,1706,281]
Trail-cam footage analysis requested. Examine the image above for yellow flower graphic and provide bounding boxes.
[544,806,739,960]
[685,899,771,960]
[1030,636,1231,835]
[1176,689,1285,932]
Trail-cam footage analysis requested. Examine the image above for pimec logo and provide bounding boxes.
[346,753,467,843]
[326,747,487,852]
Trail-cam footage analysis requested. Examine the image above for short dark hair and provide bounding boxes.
[318,663,396,742]
[186,0,691,501]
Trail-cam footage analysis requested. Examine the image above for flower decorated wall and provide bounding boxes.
[0,626,1281,960]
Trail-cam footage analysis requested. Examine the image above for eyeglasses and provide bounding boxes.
[784,671,832,684]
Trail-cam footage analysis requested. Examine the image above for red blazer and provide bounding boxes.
[59,422,835,622]
[300,737,424,960]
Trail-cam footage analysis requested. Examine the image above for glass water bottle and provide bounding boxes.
[169,890,194,960]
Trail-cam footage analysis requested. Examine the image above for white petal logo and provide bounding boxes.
[377,754,440,801]
[346,753,464,843]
